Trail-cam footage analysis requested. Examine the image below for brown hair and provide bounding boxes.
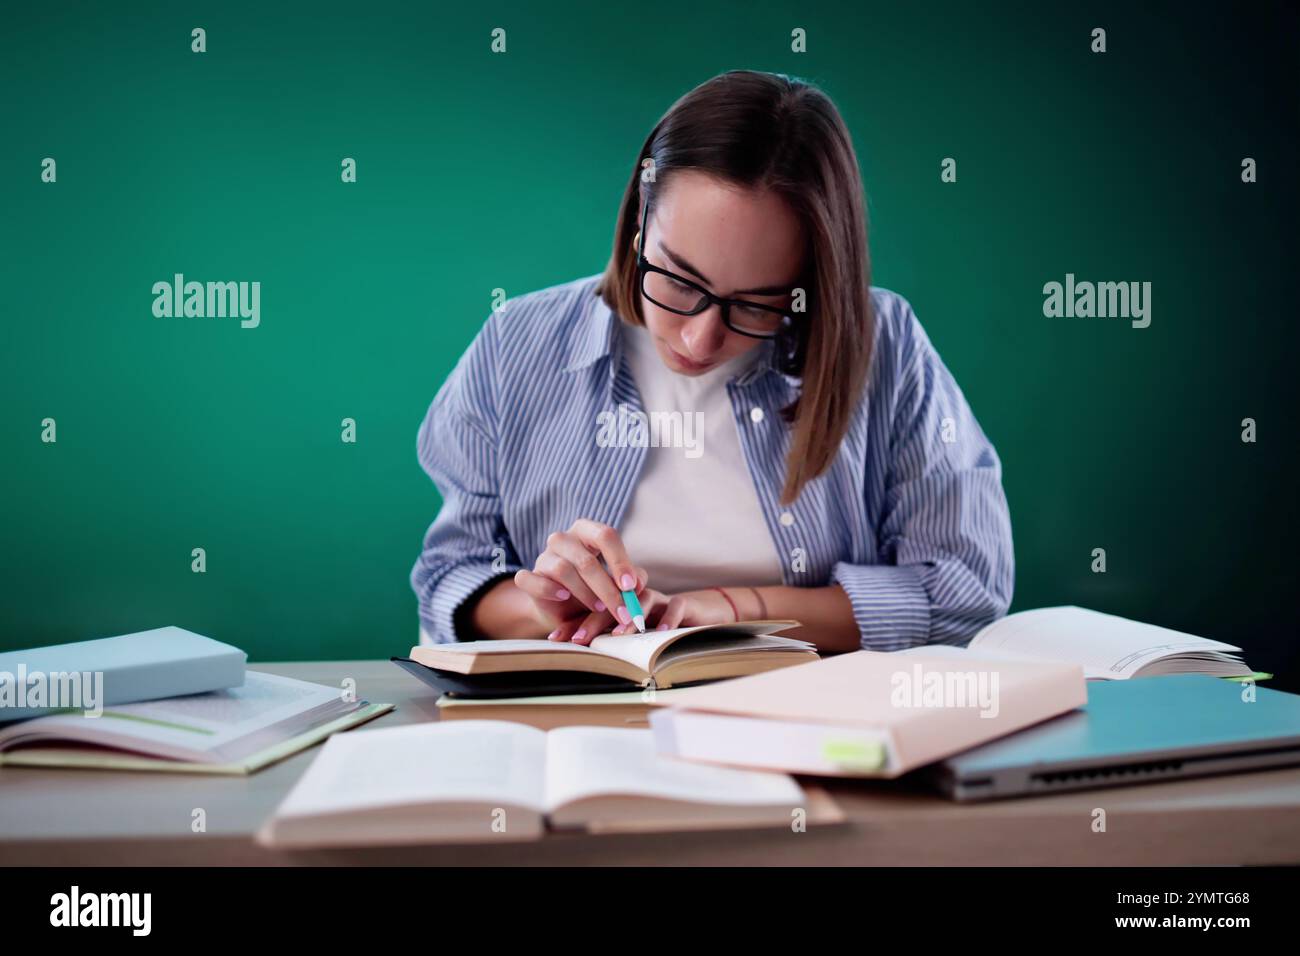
[596,70,874,506]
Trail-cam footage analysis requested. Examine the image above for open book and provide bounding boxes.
[917,606,1257,680]
[257,719,841,847]
[0,672,393,774]
[403,620,816,690]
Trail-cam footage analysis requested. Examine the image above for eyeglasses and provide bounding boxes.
[634,201,801,340]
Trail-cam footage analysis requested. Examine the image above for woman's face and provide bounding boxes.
[639,171,805,376]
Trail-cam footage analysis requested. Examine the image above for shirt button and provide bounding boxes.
[750,407,765,423]
[779,511,795,527]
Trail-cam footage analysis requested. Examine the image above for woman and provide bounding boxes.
[411,70,1013,653]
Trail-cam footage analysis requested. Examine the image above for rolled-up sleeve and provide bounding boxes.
[410,314,523,643]
[831,303,1014,650]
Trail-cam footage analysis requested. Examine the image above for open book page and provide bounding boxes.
[0,671,343,758]
[0,702,394,774]
[416,623,804,676]
[968,606,1243,679]
[272,720,547,820]
[653,634,814,668]
[426,639,597,656]
[542,726,804,814]
[587,621,804,674]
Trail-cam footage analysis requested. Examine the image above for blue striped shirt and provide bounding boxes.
[411,274,1013,649]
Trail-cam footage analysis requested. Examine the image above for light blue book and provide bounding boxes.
[0,627,246,721]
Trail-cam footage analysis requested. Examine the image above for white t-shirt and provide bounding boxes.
[616,321,786,595]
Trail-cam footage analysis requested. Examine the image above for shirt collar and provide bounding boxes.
[561,290,620,373]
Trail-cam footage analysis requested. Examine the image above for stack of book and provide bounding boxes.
[0,627,391,773]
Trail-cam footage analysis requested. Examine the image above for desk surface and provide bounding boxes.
[1,660,1298,866]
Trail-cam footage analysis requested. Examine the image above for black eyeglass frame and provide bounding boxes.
[634,200,802,341]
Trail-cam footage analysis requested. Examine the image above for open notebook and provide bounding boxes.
[257,719,842,846]
[935,606,1259,680]
[400,620,817,692]
[0,672,393,774]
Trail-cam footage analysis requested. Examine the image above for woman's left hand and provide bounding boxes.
[548,587,743,642]
[608,588,739,634]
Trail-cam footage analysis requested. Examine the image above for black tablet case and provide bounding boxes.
[390,656,644,700]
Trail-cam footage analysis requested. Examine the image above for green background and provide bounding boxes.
[2,1,1296,689]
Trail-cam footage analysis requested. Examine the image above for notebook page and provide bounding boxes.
[272,720,547,818]
[542,726,803,813]
[584,628,689,673]
[424,639,597,655]
[656,634,815,666]
[588,621,800,673]
[968,606,1243,679]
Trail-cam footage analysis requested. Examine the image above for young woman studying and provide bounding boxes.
[411,70,1013,653]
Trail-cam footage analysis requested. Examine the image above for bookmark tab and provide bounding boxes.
[820,738,886,773]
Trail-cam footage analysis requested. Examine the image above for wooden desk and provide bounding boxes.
[1,660,1297,865]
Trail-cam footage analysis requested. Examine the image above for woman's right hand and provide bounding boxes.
[512,519,648,645]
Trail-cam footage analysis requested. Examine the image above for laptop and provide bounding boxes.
[933,674,1300,801]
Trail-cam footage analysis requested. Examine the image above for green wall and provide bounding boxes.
[3,1,1296,688]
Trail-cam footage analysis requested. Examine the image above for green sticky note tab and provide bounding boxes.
[1223,672,1273,682]
[820,738,885,772]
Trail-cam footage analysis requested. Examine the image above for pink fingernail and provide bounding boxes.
[547,629,560,640]
[555,588,570,600]
[615,606,631,625]
[573,628,588,644]
[657,623,668,630]
[594,600,606,612]
[620,574,634,589]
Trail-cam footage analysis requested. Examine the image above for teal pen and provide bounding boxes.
[620,589,646,633]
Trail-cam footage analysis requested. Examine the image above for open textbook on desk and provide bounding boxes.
[942,606,1259,680]
[0,672,392,774]
[257,719,843,846]
[395,619,817,695]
